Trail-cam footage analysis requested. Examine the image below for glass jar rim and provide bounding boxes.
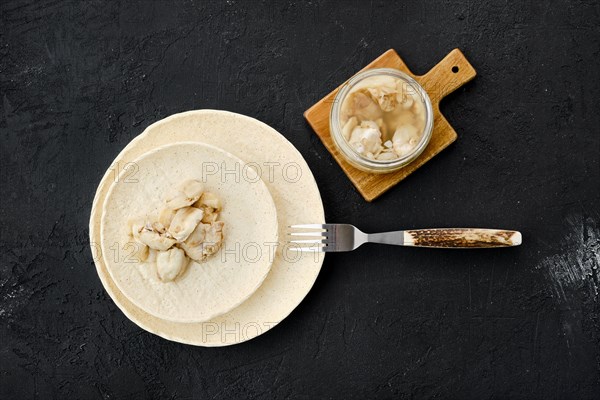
[330,68,434,172]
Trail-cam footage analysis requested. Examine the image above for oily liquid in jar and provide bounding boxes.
[339,75,427,161]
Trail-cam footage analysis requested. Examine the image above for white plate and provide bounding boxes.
[100,141,278,323]
[89,110,325,346]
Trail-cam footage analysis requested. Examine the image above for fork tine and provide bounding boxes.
[286,241,327,251]
[287,241,327,246]
[287,231,329,238]
[287,245,326,252]
[288,238,329,244]
[289,224,327,230]
[288,248,325,252]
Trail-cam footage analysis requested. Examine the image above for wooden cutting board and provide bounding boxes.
[304,48,476,202]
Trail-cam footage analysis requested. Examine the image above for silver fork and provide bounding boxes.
[288,224,522,252]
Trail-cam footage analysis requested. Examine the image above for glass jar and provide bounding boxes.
[330,68,434,173]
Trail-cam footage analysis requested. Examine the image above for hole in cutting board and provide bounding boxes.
[452,66,459,73]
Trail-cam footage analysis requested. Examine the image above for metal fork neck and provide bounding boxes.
[367,231,405,246]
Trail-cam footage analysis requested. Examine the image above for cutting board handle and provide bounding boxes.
[417,48,477,104]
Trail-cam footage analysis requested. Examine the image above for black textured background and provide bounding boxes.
[1,1,599,399]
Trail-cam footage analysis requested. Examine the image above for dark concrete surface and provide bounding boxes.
[1,1,599,399]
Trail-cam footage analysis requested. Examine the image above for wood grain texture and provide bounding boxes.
[304,48,476,202]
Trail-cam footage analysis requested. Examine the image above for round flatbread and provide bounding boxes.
[100,141,278,323]
[90,110,325,346]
